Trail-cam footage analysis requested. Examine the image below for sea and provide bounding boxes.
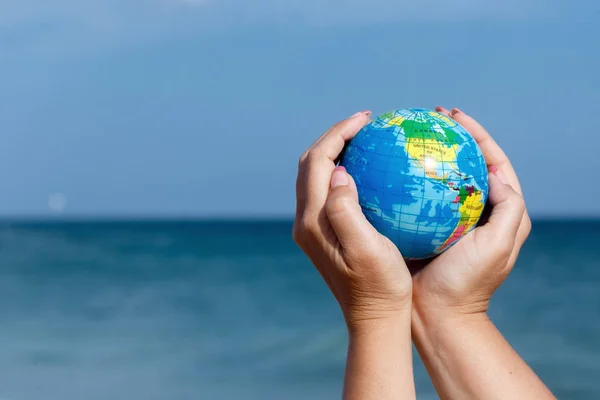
[0,219,598,400]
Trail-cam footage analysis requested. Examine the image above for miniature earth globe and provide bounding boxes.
[339,108,489,260]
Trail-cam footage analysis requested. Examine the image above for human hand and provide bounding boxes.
[293,110,413,332]
[408,108,555,400]
[411,107,532,318]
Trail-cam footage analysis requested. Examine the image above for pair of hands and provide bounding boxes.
[293,107,531,333]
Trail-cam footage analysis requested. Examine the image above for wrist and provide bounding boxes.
[412,286,491,322]
[347,307,412,339]
[413,300,490,324]
[411,302,490,351]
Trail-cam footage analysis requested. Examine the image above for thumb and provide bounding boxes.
[326,167,382,255]
[476,167,526,256]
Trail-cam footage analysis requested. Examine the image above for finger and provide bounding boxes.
[449,109,508,168]
[506,217,531,270]
[474,168,526,263]
[296,130,336,217]
[295,111,371,218]
[450,108,531,256]
[449,108,524,194]
[309,111,371,162]
[488,165,531,249]
[299,110,371,168]
[326,167,383,259]
[435,105,451,116]
[344,165,360,203]
[304,112,371,217]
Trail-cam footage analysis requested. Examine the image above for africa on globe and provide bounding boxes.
[339,108,489,260]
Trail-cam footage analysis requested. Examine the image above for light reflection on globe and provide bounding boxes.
[340,108,489,260]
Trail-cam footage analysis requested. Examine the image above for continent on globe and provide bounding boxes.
[339,108,489,260]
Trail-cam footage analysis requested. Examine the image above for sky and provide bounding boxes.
[1,0,599,218]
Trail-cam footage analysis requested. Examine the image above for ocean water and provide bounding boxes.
[0,219,598,400]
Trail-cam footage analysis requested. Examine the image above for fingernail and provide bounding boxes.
[450,108,462,116]
[351,110,371,118]
[331,168,349,188]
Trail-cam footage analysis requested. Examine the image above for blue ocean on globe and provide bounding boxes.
[340,108,489,260]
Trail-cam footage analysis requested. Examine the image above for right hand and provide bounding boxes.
[411,107,532,318]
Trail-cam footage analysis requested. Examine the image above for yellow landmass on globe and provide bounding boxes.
[439,191,485,252]
[428,111,457,127]
[385,116,406,127]
[458,191,485,219]
[405,138,458,179]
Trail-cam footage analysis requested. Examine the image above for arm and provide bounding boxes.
[344,313,415,400]
[411,106,556,400]
[293,110,416,400]
[412,309,555,400]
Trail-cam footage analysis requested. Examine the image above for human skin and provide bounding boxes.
[292,107,556,400]
[408,106,557,400]
[292,110,416,400]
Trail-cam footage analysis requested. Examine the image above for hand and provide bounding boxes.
[292,110,413,332]
[409,107,554,400]
[411,107,532,317]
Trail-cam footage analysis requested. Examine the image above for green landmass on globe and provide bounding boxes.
[339,108,489,260]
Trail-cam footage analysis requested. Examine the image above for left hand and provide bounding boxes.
[293,110,413,332]
[410,106,531,318]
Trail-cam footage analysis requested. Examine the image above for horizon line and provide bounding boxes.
[0,214,598,223]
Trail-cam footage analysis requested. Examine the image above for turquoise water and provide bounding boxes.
[0,219,598,399]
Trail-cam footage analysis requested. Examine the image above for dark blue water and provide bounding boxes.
[0,219,598,399]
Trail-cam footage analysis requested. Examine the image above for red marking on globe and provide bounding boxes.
[440,225,467,250]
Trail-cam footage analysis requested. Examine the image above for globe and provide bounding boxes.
[339,108,489,260]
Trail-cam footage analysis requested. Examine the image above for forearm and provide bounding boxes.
[412,308,555,400]
[343,311,416,400]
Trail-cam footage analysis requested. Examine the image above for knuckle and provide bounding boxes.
[291,222,302,244]
[306,149,323,164]
[326,193,353,216]
[298,150,309,167]
[329,121,342,131]
[297,156,304,169]
[492,240,514,262]
[293,216,318,244]
[522,214,532,237]
[507,191,526,212]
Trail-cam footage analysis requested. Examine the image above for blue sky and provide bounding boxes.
[1,0,599,218]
